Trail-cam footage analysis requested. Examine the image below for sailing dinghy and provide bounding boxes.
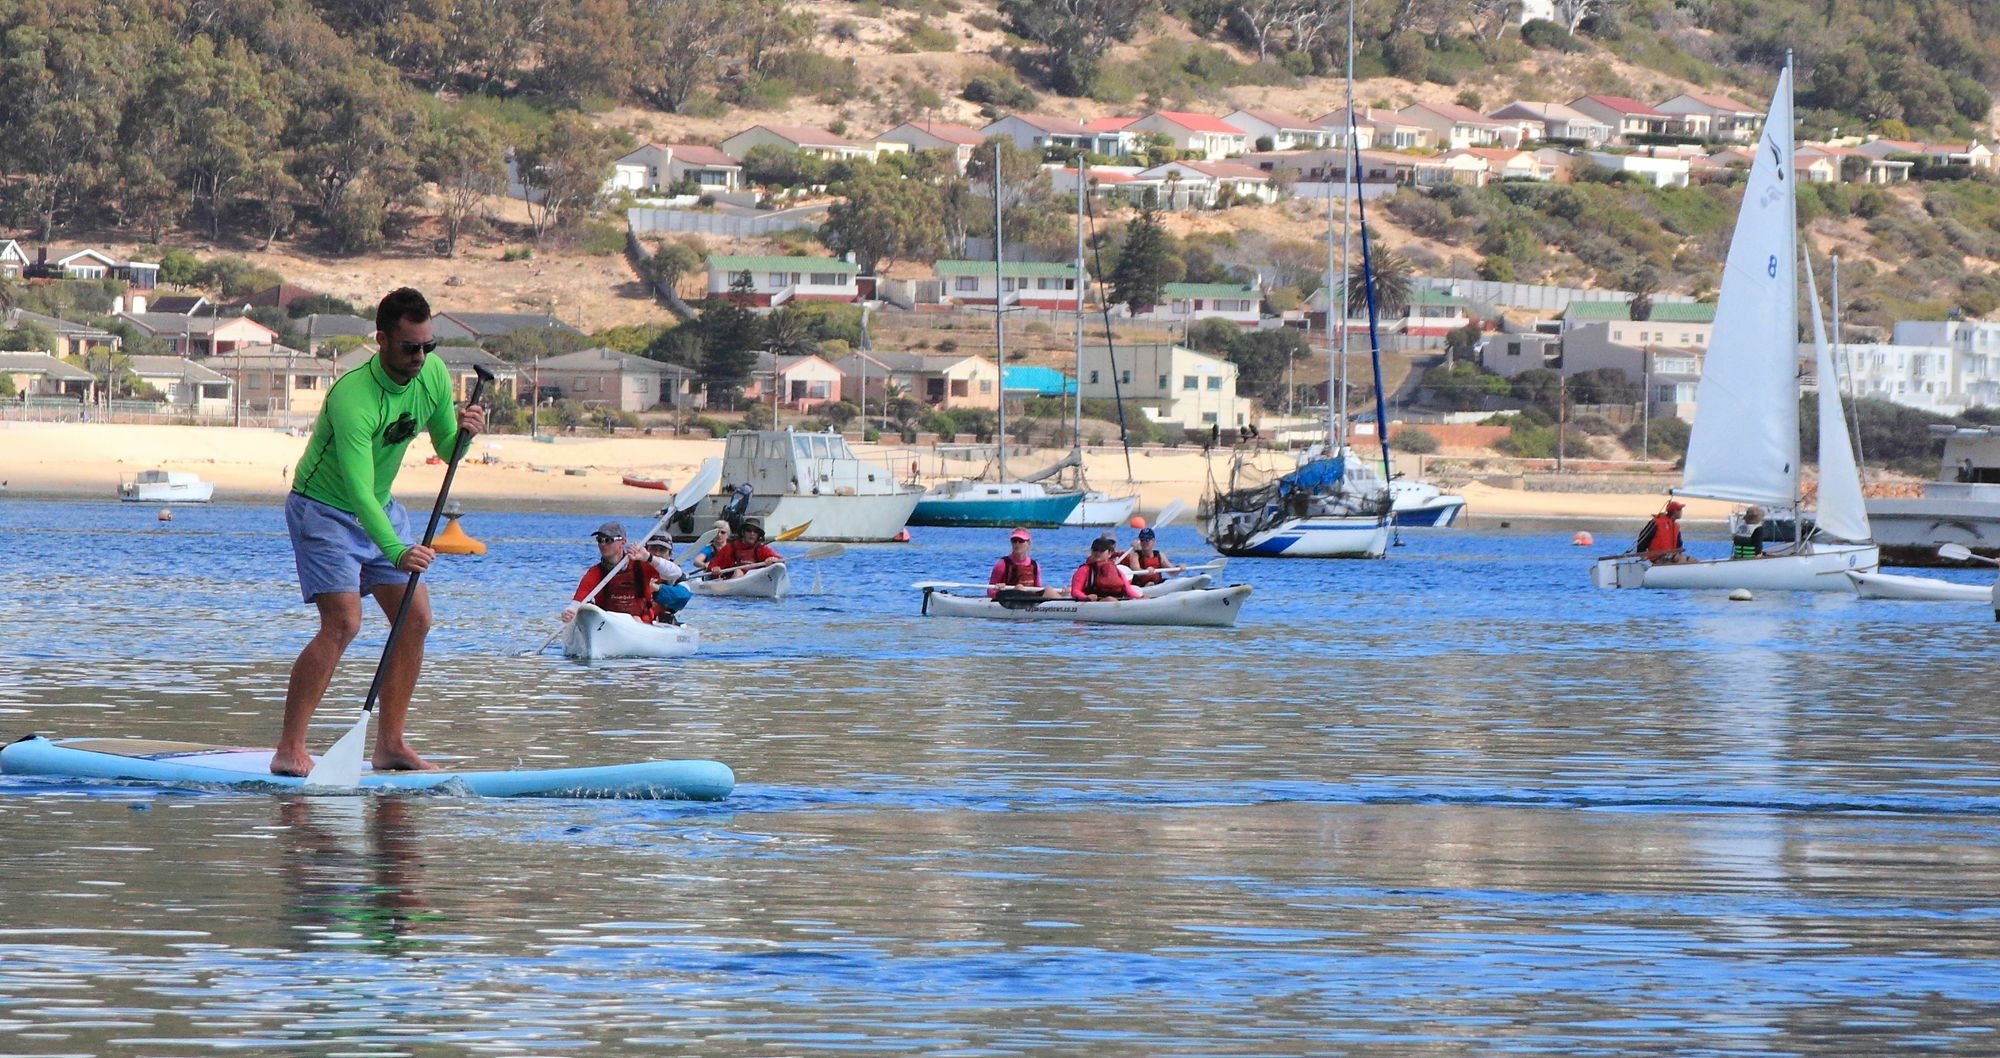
[1591,61,1878,592]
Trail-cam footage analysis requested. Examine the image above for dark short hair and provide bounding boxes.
[376,287,431,334]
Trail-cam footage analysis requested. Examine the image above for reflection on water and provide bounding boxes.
[6,498,2000,1053]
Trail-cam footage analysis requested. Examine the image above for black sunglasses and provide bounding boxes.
[398,339,439,354]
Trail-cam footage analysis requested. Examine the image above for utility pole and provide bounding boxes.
[1640,346,1650,462]
[1556,372,1567,473]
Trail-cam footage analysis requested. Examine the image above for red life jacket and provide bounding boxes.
[576,561,658,622]
[1000,555,1040,587]
[1128,550,1167,586]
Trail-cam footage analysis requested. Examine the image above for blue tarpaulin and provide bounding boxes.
[1278,457,1346,495]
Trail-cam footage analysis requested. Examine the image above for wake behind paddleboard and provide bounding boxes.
[0,736,734,800]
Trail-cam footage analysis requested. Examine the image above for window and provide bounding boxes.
[1207,376,1221,390]
[296,376,317,390]
[248,375,261,390]
[574,376,587,391]
[1089,370,1100,384]
[1184,375,1199,390]
[955,276,978,291]
[1120,370,1132,384]
[1158,374,1168,388]
[979,379,992,393]
[809,272,845,286]
[1202,412,1218,424]
[767,273,787,287]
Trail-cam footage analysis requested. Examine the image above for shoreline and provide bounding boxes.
[0,420,1731,523]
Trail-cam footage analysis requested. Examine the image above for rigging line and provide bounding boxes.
[1345,0,1395,531]
[1082,165,1136,482]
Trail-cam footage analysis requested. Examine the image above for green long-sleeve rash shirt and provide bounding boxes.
[291,353,460,564]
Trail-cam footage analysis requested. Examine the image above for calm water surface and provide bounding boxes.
[5,497,2000,1055]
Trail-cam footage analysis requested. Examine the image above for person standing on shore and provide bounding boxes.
[272,287,483,777]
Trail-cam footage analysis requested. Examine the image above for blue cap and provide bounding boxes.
[1138,527,1156,540]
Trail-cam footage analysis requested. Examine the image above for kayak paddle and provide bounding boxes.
[308,365,492,788]
[1938,542,2000,565]
[1151,497,1188,528]
[685,542,845,580]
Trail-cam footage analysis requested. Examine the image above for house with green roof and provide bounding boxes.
[707,254,861,306]
[933,259,1081,310]
[1129,281,1264,327]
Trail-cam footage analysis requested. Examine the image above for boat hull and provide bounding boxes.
[1215,516,1390,558]
[1136,573,1212,597]
[1392,495,1466,528]
[118,482,214,503]
[1591,543,1879,591]
[561,604,699,659]
[683,492,918,543]
[1063,491,1141,527]
[921,584,1251,627]
[908,491,1085,528]
[1844,569,1994,602]
[690,563,789,600]
[1866,494,2000,567]
[0,736,734,799]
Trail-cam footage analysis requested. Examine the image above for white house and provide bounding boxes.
[1135,160,1277,207]
[873,121,988,172]
[1128,282,1264,327]
[1487,101,1613,146]
[934,259,1081,310]
[1584,151,1691,187]
[1080,116,1146,157]
[719,125,875,163]
[745,352,844,411]
[1893,319,2000,410]
[1656,92,1763,143]
[1396,101,1517,149]
[1224,109,1331,151]
[1569,95,1673,143]
[980,113,1094,154]
[124,354,236,417]
[0,240,29,277]
[707,255,860,306]
[1127,111,1248,161]
[1077,343,1253,431]
[1828,342,1957,414]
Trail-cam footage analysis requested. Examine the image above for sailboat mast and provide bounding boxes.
[993,142,1007,480]
[1345,0,1389,484]
[1074,158,1086,457]
[1784,51,1800,518]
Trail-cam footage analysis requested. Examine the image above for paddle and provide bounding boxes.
[1938,543,2000,566]
[307,365,493,788]
[1151,497,1189,529]
[526,457,722,655]
[687,542,845,580]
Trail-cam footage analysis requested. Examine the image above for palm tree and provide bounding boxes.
[1346,234,1413,322]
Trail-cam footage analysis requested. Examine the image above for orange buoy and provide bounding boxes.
[1572,530,1593,546]
[1128,515,1147,529]
[433,510,487,555]
[892,529,911,543]
[156,507,173,522]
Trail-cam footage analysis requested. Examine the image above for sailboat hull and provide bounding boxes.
[1063,491,1141,527]
[1217,515,1390,558]
[908,491,1085,528]
[1592,543,1879,591]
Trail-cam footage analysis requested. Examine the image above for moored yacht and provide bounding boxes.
[1866,424,2000,566]
[678,429,919,542]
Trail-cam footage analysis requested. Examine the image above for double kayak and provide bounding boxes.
[1137,573,1211,597]
[0,735,734,799]
[690,563,789,600]
[562,603,699,659]
[1844,569,1993,602]
[920,584,1252,627]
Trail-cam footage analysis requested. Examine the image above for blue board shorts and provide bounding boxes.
[286,491,412,602]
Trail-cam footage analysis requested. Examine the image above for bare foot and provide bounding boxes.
[270,748,313,777]
[372,745,440,772]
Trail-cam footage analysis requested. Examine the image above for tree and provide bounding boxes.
[1626,266,1660,322]
[149,35,288,241]
[424,112,505,257]
[1425,362,1509,411]
[0,321,58,352]
[285,65,425,253]
[819,161,945,275]
[999,0,1157,97]
[1110,198,1177,314]
[818,400,859,427]
[1510,367,1565,416]
[697,272,762,403]
[761,308,821,358]
[517,112,624,246]
[1347,237,1413,321]
[1227,327,1311,408]
[629,0,737,112]
[643,237,707,302]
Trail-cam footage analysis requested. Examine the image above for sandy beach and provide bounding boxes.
[0,420,1727,525]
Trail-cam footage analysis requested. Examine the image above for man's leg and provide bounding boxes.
[366,580,438,772]
[274,592,364,776]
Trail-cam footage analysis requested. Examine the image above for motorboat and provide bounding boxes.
[677,430,919,542]
[118,469,214,503]
[1867,425,2000,566]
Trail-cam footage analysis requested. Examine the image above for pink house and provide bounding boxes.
[745,352,844,411]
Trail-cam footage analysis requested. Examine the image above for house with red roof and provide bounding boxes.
[1224,109,1331,151]
[873,121,987,172]
[1656,92,1763,143]
[611,143,743,194]
[981,113,1095,155]
[1137,160,1277,207]
[1080,116,1145,157]
[1487,101,1614,146]
[1127,111,1247,160]
[1568,95,1672,143]
[1396,101,1517,150]
[1797,144,1912,184]
[719,125,875,163]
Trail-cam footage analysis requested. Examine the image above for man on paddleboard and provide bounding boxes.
[273,287,484,777]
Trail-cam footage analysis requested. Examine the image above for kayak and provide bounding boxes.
[561,603,699,659]
[1136,573,1212,597]
[0,735,734,799]
[920,584,1252,627]
[1844,569,1994,602]
[690,563,789,600]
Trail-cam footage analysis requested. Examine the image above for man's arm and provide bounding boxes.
[1068,565,1090,601]
[323,394,407,565]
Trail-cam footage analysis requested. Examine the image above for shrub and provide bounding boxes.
[1395,426,1439,454]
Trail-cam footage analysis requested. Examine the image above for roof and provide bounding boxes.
[1082,116,1138,132]
[1172,160,1270,180]
[1407,290,1468,306]
[752,351,838,372]
[10,309,112,337]
[1442,147,1533,164]
[710,254,860,273]
[1147,111,1244,135]
[1402,101,1508,126]
[118,312,275,337]
[831,350,982,376]
[1491,100,1601,125]
[124,355,233,382]
[878,121,986,146]
[989,114,1085,134]
[666,143,740,167]
[1573,94,1667,117]
[239,283,323,309]
[436,311,581,337]
[0,351,92,380]
[1674,92,1756,113]
[1164,282,1258,299]
[296,313,377,337]
[1228,109,1321,131]
[738,124,863,149]
[1566,301,1717,323]
[1054,166,1138,183]
[537,347,670,372]
[146,295,208,314]
[934,259,1078,278]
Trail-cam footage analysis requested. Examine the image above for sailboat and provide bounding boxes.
[1201,10,1392,560]
[1591,59,1878,591]
[907,145,1085,529]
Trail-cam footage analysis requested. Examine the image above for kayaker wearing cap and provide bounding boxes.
[1121,526,1172,587]
[1635,500,1694,563]
[1071,537,1144,601]
[273,285,483,778]
[688,519,732,575]
[562,521,662,624]
[705,519,781,580]
[988,528,1062,599]
[643,533,693,624]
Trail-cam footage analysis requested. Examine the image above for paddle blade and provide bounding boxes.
[304,709,370,787]
[1153,498,1188,528]
[674,457,723,512]
[1940,543,1974,561]
[797,543,846,561]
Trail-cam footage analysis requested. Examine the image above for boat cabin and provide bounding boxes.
[1929,424,2000,489]
[721,429,903,498]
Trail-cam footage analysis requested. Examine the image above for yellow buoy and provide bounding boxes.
[433,510,487,555]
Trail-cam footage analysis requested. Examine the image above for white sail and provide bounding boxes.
[1803,252,1872,542]
[1678,66,1800,508]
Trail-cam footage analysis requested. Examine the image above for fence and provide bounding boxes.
[1409,276,1696,314]
[0,397,290,428]
[628,205,827,238]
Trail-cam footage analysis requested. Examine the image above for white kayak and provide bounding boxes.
[690,563,789,600]
[561,604,699,660]
[0,735,733,799]
[1136,573,1212,597]
[1844,569,1994,602]
[920,584,1252,627]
